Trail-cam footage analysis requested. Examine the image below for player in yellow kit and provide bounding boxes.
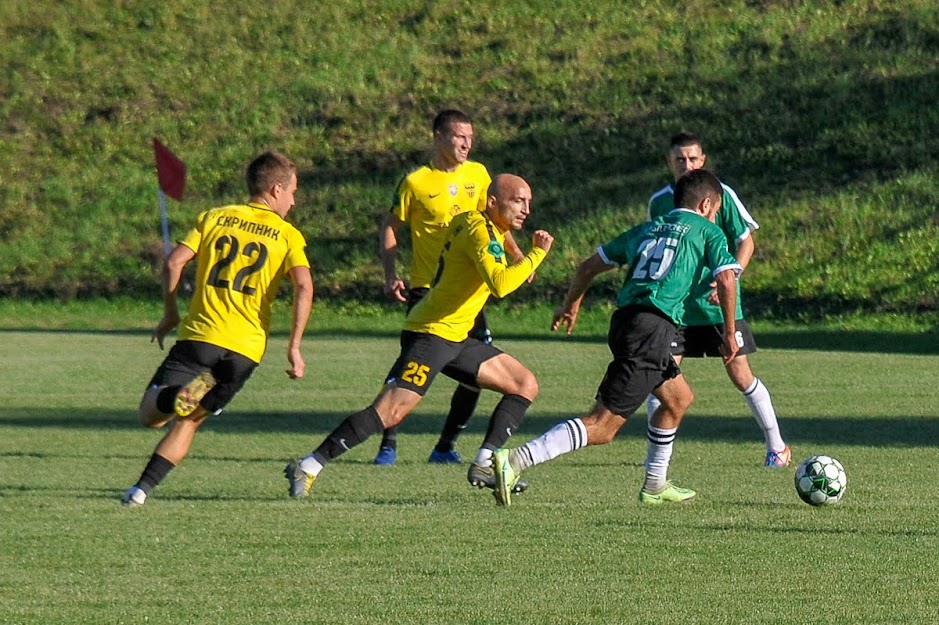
[122,151,314,508]
[375,109,525,467]
[285,174,552,499]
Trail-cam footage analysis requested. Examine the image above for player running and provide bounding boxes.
[284,174,552,500]
[493,169,741,506]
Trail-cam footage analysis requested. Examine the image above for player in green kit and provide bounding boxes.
[646,132,790,468]
[375,109,526,469]
[492,169,741,506]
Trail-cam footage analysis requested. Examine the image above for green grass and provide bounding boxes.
[2,325,938,624]
[1,1,937,318]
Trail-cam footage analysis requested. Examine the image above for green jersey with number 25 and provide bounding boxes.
[598,208,741,326]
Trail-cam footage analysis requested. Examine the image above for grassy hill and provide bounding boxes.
[1,1,937,321]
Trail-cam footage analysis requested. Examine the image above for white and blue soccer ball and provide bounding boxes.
[794,455,847,506]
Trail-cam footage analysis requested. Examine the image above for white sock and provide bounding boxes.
[643,425,677,493]
[743,378,786,452]
[511,419,587,471]
[299,455,324,477]
[473,447,494,468]
[646,394,661,421]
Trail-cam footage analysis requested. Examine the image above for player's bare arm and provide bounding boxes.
[379,212,407,302]
[286,265,314,379]
[714,268,739,363]
[551,253,614,335]
[152,244,195,350]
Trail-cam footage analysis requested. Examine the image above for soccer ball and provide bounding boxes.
[794,455,847,506]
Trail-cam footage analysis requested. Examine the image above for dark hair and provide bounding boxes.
[674,168,722,208]
[246,151,296,196]
[669,131,702,151]
[433,109,472,134]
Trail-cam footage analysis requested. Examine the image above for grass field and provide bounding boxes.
[2,325,938,625]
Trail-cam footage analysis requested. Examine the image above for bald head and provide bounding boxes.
[486,174,532,232]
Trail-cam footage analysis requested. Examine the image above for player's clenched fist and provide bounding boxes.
[532,230,554,253]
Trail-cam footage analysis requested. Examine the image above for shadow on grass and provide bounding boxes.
[3,408,937,449]
[2,326,937,355]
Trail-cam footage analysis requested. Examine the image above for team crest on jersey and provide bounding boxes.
[448,184,459,197]
[487,241,505,260]
[465,183,476,198]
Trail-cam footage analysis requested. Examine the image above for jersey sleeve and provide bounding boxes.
[704,224,743,279]
[282,226,311,272]
[720,185,759,244]
[469,220,546,298]
[178,210,209,252]
[598,223,645,268]
[390,175,414,223]
[475,166,492,212]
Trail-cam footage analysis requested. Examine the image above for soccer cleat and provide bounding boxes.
[175,371,216,417]
[467,462,529,494]
[373,446,397,466]
[492,449,521,506]
[765,444,792,468]
[121,486,147,508]
[428,449,463,464]
[638,481,697,505]
[284,460,316,499]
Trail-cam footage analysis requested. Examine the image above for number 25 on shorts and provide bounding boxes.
[401,361,430,387]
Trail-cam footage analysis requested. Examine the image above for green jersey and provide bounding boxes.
[598,208,741,326]
[648,182,757,325]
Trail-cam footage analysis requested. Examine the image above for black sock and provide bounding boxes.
[379,424,398,450]
[315,406,384,463]
[136,453,176,494]
[155,387,181,414]
[435,384,480,453]
[482,394,532,450]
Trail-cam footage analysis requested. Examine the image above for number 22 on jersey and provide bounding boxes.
[205,234,269,295]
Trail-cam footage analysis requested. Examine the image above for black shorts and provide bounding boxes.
[408,287,492,344]
[147,340,257,413]
[385,331,502,396]
[673,318,757,358]
[596,306,681,417]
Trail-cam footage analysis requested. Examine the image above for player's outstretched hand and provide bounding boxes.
[532,230,554,254]
[384,277,408,303]
[150,311,181,350]
[286,347,306,379]
[551,305,580,335]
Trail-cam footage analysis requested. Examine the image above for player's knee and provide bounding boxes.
[138,387,170,428]
[138,406,168,428]
[664,388,694,414]
[514,371,539,402]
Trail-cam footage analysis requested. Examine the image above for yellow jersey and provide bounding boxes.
[178,202,310,363]
[392,160,491,289]
[404,210,546,342]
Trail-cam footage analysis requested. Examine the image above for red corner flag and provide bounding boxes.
[153,137,186,200]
